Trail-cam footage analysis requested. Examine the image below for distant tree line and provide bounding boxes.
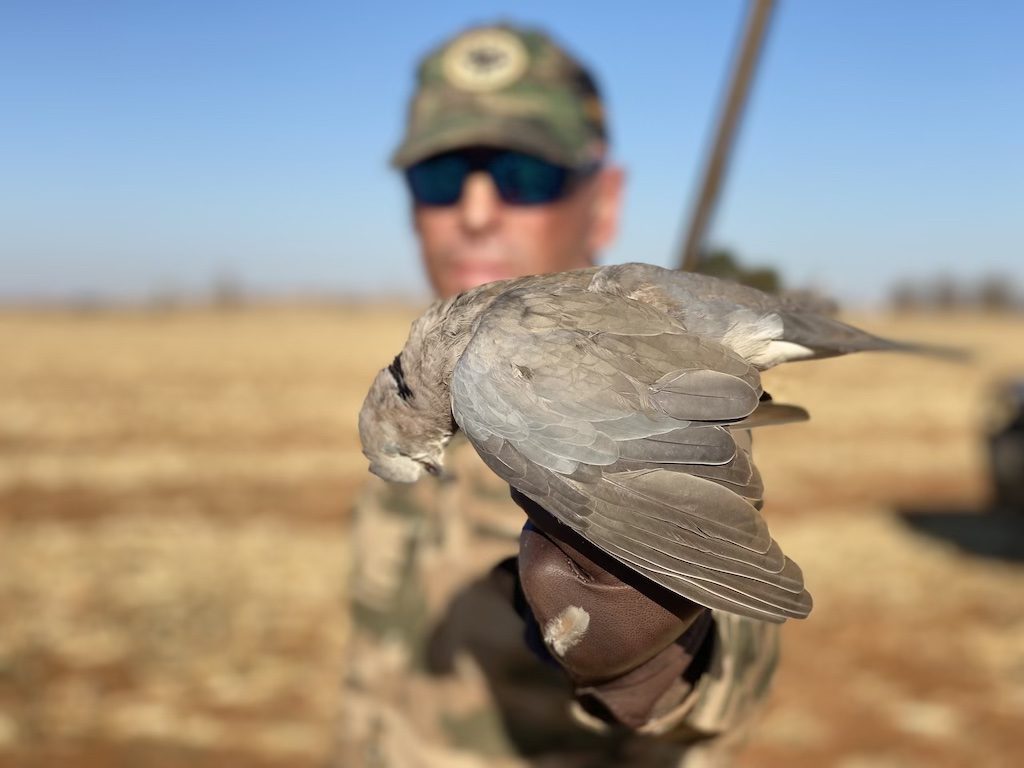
[695,247,838,315]
[697,249,1021,314]
[889,275,1022,312]
[697,248,782,294]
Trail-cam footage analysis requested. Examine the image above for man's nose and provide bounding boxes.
[458,172,501,233]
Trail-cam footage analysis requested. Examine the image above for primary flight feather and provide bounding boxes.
[358,262,951,623]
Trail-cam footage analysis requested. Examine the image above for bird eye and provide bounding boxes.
[416,458,442,476]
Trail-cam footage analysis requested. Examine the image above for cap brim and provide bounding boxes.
[391,113,582,169]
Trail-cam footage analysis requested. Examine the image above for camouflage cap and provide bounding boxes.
[392,24,608,170]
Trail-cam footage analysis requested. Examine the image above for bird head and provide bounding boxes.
[358,356,451,483]
[358,284,510,483]
[358,298,473,483]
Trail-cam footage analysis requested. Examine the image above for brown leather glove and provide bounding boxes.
[512,489,714,730]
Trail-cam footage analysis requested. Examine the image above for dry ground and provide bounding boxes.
[0,305,1022,767]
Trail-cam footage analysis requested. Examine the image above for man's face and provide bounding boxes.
[410,150,624,299]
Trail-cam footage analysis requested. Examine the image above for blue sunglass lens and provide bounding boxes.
[406,154,470,206]
[490,152,568,205]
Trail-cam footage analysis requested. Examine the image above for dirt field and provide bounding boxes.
[1,305,1022,767]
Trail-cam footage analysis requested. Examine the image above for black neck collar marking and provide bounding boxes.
[388,354,414,402]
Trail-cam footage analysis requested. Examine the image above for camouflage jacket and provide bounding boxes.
[337,436,779,768]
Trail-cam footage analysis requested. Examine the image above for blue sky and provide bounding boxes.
[2,1,1021,304]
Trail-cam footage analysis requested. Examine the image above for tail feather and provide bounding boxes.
[780,312,969,362]
[733,401,811,429]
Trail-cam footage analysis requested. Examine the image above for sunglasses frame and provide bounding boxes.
[405,147,602,208]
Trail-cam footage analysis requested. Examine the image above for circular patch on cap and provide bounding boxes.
[442,29,529,92]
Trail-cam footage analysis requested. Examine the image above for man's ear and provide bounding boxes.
[588,165,625,252]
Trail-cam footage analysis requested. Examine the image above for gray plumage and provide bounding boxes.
[358,262,952,623]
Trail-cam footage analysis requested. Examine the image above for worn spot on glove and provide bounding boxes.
[543,605,590,657]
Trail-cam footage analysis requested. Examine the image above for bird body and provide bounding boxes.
[359,263,946,622]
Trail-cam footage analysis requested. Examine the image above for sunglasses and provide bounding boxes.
[405,148,601,207]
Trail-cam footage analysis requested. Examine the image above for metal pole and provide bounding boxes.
[678,0,777,272]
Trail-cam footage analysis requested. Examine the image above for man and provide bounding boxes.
[339,23,778,768]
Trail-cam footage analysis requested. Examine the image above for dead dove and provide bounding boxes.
[358,262,955,623]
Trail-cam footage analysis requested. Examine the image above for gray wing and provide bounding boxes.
[451,289,812,623]
[589,262,960,364]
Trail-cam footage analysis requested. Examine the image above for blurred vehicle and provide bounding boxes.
[987,378,1024,511]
